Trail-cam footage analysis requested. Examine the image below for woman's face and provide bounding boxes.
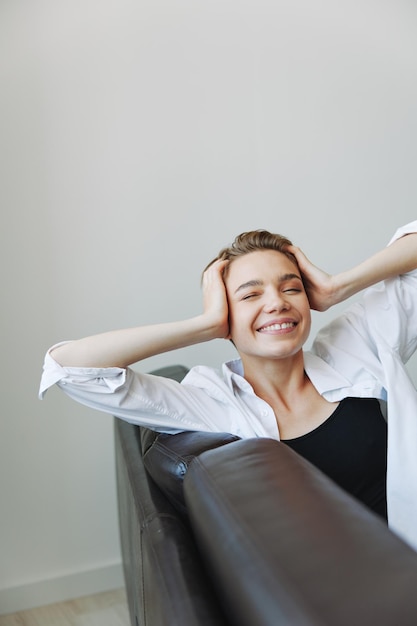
[224,249,311,364]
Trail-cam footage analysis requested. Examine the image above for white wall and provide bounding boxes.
[1,0,417,613]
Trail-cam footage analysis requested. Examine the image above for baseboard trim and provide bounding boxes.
[0,561,124,615]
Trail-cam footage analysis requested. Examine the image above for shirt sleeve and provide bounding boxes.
[313,220,417,376]
[387,220,417,246]
[39,343,128,400]
[39,344,228,433]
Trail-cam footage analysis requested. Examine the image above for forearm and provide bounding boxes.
[51,260,231,369]
[50,315,219,368]
[333,233,417,304]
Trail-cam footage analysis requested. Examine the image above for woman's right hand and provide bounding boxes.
[201,259,231,339]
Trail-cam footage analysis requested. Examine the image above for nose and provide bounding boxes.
[263,290,290,314]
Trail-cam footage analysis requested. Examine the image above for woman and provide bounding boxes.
[40,221,417,549]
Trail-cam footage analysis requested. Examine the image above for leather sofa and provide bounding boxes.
[114,365,417,626]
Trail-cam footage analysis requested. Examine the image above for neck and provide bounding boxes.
[240,350,307,407]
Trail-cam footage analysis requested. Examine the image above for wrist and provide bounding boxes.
[330,272,355,305]
[331,266,374,305]
[197,312,229,342]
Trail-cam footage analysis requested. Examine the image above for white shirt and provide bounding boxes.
[39,221,417,550]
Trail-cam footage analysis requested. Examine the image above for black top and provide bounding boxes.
[282,397,388,520]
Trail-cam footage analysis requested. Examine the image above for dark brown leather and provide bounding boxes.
[143,430,240,515]
[115,419,230,626]
[184,438,417,626]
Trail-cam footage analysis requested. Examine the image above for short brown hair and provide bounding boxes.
[204,229,297,274]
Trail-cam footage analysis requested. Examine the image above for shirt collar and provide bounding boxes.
[303,351,351,394]
[223,359,254,392]
[223,352,351,396]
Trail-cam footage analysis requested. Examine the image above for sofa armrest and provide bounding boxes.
[184,438,417,626]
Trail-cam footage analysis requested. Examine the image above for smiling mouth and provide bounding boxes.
[257,322,297,332]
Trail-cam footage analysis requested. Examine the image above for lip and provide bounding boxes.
[256,318,298,333]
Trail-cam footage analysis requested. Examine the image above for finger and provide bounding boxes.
[203,259,229,283]
[212,259,229,273]
[286,244,309,263]
[286,246,316,276]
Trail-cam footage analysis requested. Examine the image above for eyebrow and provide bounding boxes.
[234,273,302,294]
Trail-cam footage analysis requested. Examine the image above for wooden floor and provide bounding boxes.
[0,588,130,626]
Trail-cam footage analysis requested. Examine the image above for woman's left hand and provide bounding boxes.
[286,245,338,311]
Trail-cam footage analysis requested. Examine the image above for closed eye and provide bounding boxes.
[241,292,260,300]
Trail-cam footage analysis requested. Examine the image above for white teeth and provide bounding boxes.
[258,322,295,332]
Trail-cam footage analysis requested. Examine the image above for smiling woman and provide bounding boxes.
[39,221,417,550]
[223,249,312,370]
